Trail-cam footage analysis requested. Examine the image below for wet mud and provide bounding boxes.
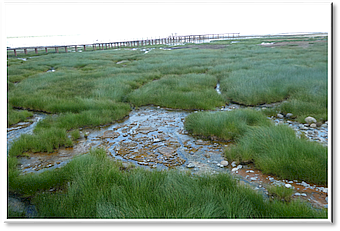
[7,113,47,152]
[232,164,328,209]
[84,107,229,174]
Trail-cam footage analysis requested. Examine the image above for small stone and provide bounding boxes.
[231,161,237,167]
[277,113,284,118]
[285,184,292,188]
[220,160,228,166]
[246,170,254,173]
[305,116,317,124]
[186,163,195,168]
[250,177,258,181]
[237,165,242,169]
[321,124,328,128]
[231,167,238,172]
[310,123,317,128]
[301,193,307,197]
[316,122,323,127]
[294,192,301,196]
[286,113,293,118]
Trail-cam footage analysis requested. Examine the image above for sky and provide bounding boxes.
[3,0,331,43]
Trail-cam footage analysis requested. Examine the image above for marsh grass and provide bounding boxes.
[7,35,329,219]
[184,109,327,185]
[128,73,225,110]
[225,125,327,185]
[184,109,272,141]
[25,149,326,219]
[7,105,33,126]
[267,185,294,202]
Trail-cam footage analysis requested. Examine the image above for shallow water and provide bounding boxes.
[83,106,229,174]
[7,113,47,152]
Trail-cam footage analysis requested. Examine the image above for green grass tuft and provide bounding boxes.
[25,148,327,219]
[128,73,225,110]
[184,109,272,141]
[225,125,328,185]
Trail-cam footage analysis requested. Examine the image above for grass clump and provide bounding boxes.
[8,128,73,157]
[7,105,33,126]
[128,73,225,110]
[225,125,327,185]
[266,185,294,202]
[184,109,327,185]
[184,109,272,141]
[24,148,326,219]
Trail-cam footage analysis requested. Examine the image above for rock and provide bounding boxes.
[220,160,228,166]
[195,139,205,145]
[301,193,307,197]
[158,147,177,156]
[316,122,323,127]
[237,165,242,169]
[246,170,254,173]
[305,116,317,124]
[294,192,301,196]
[231,161,237,167]
[310,123,317,128]
[285,184,292,188]
[277,113,284,118]
[250,177,258,181]
[286,113,293,118]
[186,163,195,168]
[101,130,120,139]
[231,167,239,172]
[321,124,328,128]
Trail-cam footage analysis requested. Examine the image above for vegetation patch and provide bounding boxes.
[184,109,272,141]
[7,105,33,126]
[128,73,225,110]
[7,35,329,219]
[184,109,327,185]
[10,149,325,219]
[225,125,328,185]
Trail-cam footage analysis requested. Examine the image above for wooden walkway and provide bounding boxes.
[7,33,240,56]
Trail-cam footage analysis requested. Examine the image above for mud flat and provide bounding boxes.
[83,106,229,175]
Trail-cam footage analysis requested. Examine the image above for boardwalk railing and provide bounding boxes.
[7,33,240,56]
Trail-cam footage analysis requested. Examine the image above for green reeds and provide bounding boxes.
[226,125,328,185]
[128,73,225,110]
[27,149,326,219]
[184,109,272,141]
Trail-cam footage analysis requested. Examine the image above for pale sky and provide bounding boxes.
[3,0,331,41]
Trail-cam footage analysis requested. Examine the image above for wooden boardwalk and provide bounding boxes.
[7,33,240,56]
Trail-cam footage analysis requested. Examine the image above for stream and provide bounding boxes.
[7,105,329,217]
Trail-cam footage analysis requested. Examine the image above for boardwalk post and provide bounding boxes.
[55,47,59,53]
[83,45,86,51]
[65,47,68,53]
[75,46,78,52]
[45,48,48,53]
[24,49,27,55]
[105,43,107,49]
[14,49,17,56]
[35,48,38,54]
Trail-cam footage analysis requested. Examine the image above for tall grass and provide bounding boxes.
[184,109,327,185]
[7,105,33,126]
[225,125,328,185]
[217,39,328,121]
[184,109,272,141]
[7,35,329,219]
[25,149,326,219]
[128,73,225,110]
